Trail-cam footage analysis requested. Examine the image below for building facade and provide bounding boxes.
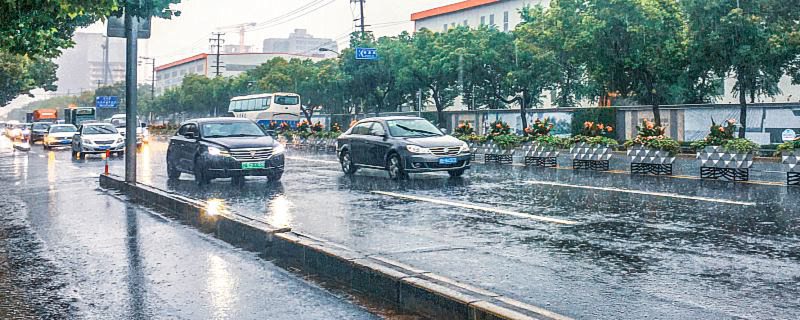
[155,52,323,95]
[262,29,338,58]
[54,32,127,94]
[411,0,800,108]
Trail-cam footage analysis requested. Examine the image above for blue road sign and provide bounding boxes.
[96,96,119,108]
[355,47,378,60]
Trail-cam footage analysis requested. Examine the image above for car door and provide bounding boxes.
[349,122,372,165]
[169,123,195,171]
[364,122,391,166]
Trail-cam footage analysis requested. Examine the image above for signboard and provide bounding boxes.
[355,47,378,60]
[96,96,120,109]
[782,129,797,142]
[107,16,151,39]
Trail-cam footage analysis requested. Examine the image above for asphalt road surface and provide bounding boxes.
[4,137,799,319]
[0,137,379,319]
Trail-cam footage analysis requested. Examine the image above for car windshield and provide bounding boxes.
[274,95,299,105]
[386,119,442,137]
[32,123,50,130]
[50,125,77,133]
[84,125,117,134]
[201,121,265,138]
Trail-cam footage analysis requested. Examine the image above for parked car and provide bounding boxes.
[166,118,285,185]
[336,116,471,179]
[43,124,78,149]
[71,122,125,159]
[30,122,51,143]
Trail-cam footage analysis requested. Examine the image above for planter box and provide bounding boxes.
[570,142,612,171]
[627,145,675,175]
[484,143,514,165]
[697,146,754,181]
[782,150,800,185]
[521,142,559,167]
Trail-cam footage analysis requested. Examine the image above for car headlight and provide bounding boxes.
[83,139,94,145]
[272,143,286,155]
[115,138,124,144]
[207,146,230,157]
[459,141,470,153]
[406,145,431,154]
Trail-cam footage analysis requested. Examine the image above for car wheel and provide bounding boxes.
[447,168,466,178]
[387,154,407,180]
[339,150,357,175]
[43,144,49,150]
[79,152,86,160]
[167,162,181,180]
[266,170,283,182]
[193,158,211,185]
[71,150,78,159]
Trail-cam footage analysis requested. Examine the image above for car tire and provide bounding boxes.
[193,158,211,185]
[339,150,357,175]
[71,150,78,159]
[267,171,283,182]
[43,144,49,150]
[167,162,181,180]
[387,153,407,180]
[79,152,86,160]
[447,168,466,178]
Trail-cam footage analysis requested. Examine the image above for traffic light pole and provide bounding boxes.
[125,10,139,184]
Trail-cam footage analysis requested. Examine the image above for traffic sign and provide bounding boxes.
[355,47,378,60]
[96,96,120,108]
[107,16,151,39]
[782,129,797,142]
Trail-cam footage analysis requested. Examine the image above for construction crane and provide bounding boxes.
[217,22,257,53]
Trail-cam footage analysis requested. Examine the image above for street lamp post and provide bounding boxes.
[318,47,340,55]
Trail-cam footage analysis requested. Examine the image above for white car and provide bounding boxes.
[71,123,125,159]
[110,114,146,145]
[43,124,78,150]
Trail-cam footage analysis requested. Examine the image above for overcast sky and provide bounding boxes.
[83,0,455,65]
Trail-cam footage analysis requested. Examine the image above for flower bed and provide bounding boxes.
[777,139,800,185]
[520,119,565,167]
[692,119,759,181]
[485,132,520,165]
[570,122,617,171]
[624,119,680,175]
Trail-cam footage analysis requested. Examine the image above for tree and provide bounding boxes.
[406,28,459,126]
[0,0,181,58]
[684,0,800,137]
[0,52,57,106]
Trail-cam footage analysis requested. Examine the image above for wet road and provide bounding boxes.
[102,139,799,320]
[0,137,378,319]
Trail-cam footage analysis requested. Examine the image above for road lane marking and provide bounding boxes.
[522,180,756,206]
[371,191,577,225]
[286,156,339,165]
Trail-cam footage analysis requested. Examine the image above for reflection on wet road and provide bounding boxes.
[0,138,378,319]
[109,140,800,319]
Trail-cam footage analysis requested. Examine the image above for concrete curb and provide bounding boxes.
[99,174,571,320]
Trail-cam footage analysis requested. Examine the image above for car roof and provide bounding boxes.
[187,117,253,124]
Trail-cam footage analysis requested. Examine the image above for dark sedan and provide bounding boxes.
[336,116,471,179]
[30,122,51,143]
[166,118,285,185]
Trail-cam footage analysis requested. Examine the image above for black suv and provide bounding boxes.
[337,116,471,179]
[166,118,285,184]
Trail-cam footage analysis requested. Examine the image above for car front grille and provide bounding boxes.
[95,140,114,144]
[429,146,461,156]
[229,147,274,161]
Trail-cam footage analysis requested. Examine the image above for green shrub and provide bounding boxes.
[571,107,616,136]
[492,134,522,150]
[776,139,800,155]
[572,135,619,147]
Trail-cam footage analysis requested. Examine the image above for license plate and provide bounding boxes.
[97,146,109,150]
[241,162,265,170]
[60,140,70,144]
[438,157,457,165]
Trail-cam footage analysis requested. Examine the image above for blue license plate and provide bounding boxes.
[438,157,457,165]
[60,140,70,144]
[97,146,109,150]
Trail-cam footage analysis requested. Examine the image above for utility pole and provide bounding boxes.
[352,0,366,39]
[102,35,111,85]
[210,32,225,77]
[124,9,139,184]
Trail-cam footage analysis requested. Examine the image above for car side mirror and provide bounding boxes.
[184,132,197,139]
[140,122,147,128]
[439,127,448,134]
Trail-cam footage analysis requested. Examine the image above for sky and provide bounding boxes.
[1,0,456,114]
[86,0,455,66]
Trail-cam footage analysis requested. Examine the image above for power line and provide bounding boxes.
[247,0,338,33]
[352,0,366,39]
[210,32,225,77]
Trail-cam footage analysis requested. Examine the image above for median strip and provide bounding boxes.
[286,156,339,165]
[371,191,577,225]
[523,180,756,206]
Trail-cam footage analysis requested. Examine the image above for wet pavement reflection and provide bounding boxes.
[106,140,800,319]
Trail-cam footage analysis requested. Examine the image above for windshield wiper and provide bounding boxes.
[396,124,439,136]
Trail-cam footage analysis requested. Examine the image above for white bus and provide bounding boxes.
[228,93,302,129]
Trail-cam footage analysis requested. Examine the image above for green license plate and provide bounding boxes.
[241,162,265,170]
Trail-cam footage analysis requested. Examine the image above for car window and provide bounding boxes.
[200,121,265,138]
[177,124,192,136]
[351,122,372,135]
[32,123,50,130]
[83,125,118,134]
[369,122,385,136]
[387,119,442,138]
[49,125,76,133]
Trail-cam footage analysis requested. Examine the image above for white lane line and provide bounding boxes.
[523,180,756,206]
[286,156,339,165]
[372,191,577,225]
